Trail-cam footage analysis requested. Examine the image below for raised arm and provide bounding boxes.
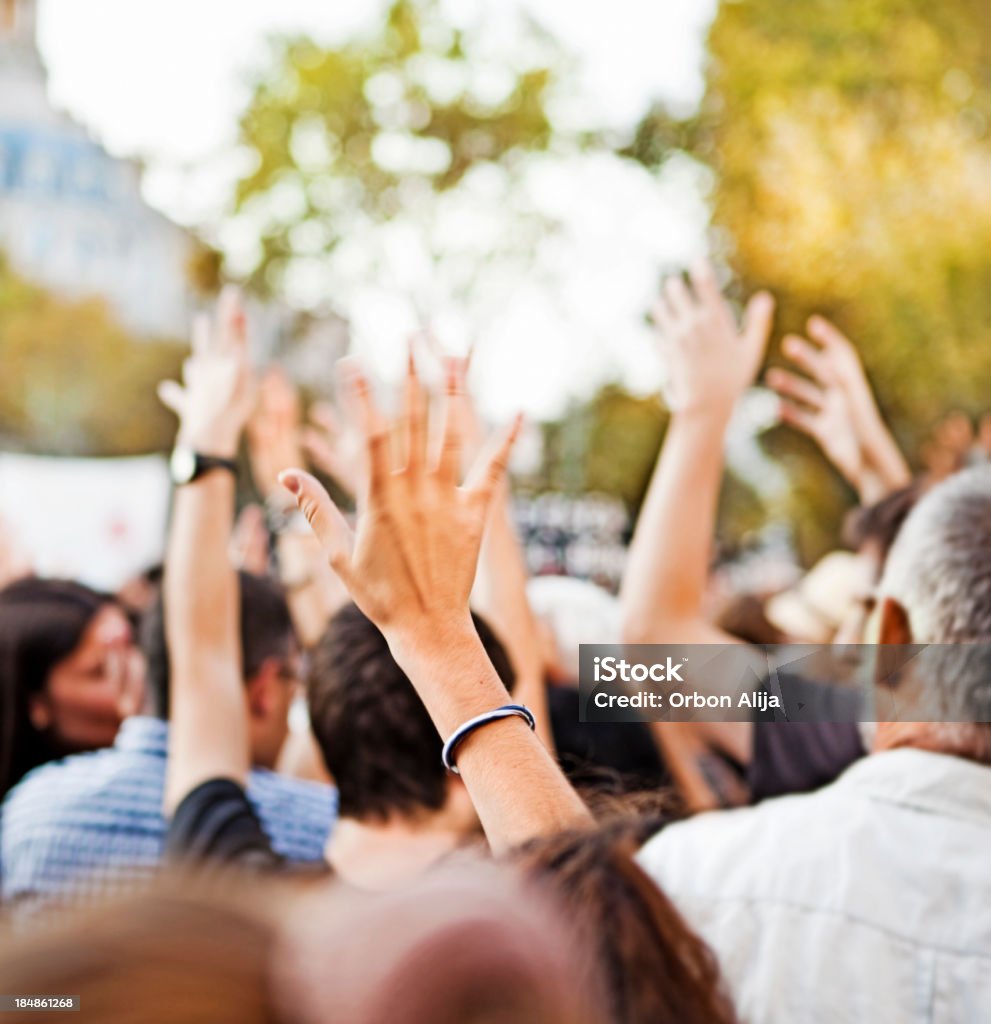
[451,363,554,755]
[246,367,349,647]
[278,354,591,851]
[768,317,909,503]
[159,291,255,814]
[620,262,775,645]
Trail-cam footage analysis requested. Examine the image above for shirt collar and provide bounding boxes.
[835,747,991,823]
[113,716,169,757]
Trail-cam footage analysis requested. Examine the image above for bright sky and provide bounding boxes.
[36,0,719,420]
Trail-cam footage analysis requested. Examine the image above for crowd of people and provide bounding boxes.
[1,263,989,1023]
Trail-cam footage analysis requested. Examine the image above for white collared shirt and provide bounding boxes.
[637,749,991,1024]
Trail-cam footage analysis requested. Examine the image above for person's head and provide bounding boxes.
[0,878,283,1024]
[280,860,602,1024]
[307,603,514,829]
[833,481,925,645]
[513,819,738,1024]
[871,466,991,761]
[0,577,142,800]
[0,865,600,1024]
[141,571,299,769]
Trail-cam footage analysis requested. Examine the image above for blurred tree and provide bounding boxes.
[537,386,666,511]
[232,0,560,296]
[628,0,991,559]
[0,256,184,456]
[184,241,225,298]
[581,385,666,510]
[538,383,764,548]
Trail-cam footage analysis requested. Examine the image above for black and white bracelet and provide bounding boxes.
[441,704,536,775]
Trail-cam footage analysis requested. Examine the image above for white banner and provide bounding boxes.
[0,453,170,592]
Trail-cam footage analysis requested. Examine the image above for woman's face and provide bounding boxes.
[30,604,145,754]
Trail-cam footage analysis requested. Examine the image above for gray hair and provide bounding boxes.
[880,466,991,643]
[877,467,991,758]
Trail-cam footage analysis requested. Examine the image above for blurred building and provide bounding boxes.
[0,0,193,337]
[514,492,629,591]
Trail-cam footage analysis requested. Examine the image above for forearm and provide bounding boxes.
[853,463,891,506]
[473,499,554,753]
[166,473,239,668]
[848,387,910,494]
[862,419,910,492]
[621,408,732,643]
[388,616,591,851]
[164,473,248,811]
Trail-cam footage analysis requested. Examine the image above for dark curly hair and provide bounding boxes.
[307,602,515,822]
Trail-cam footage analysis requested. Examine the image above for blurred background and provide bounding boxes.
[1,0,990,584]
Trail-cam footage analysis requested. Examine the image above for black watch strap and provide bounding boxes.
[195,454,238,479]
[171,447,238,485]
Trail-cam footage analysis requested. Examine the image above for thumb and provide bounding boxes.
[278,469,354,575]
[157,380,185,416]
[742,291,775,354]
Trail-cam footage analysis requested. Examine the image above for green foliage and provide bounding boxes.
[628,0,991,559]
[538,386,666,508]
[538,383,763,549]
[233,0,559,294]
[184,241,225,298]
[581,386,667,510]
[0,257,184,456]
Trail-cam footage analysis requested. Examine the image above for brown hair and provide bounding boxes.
[2,865,605,1024]
[0,877,283,1024]
[514,820,739,1024]
[307,603,514,821]
[274,860,605,1024]
[842,480,925,566]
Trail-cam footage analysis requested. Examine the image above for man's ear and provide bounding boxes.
[245,659,280,719]
[873,596,914,703]
[877,596,913,645]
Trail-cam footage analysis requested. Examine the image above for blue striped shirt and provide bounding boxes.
[0,717,336,922]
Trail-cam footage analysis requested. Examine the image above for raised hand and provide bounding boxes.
[279,353,521,642]
[246,366,304,499]
[772,317,910,497]
[652,261,775,417]
[280,354,589,848]
[159,288,256,812]
[789,318,879,434]
[301,399,364,500]
[158,287,254,457]
[767,365,865,491]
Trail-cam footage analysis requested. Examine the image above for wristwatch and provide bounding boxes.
[170,446,238,485]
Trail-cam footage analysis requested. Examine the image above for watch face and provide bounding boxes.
[170,447,196,484]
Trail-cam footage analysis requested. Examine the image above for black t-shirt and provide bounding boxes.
[166,778,331,878]
[548,683,670,791]
[749,675,865,801]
